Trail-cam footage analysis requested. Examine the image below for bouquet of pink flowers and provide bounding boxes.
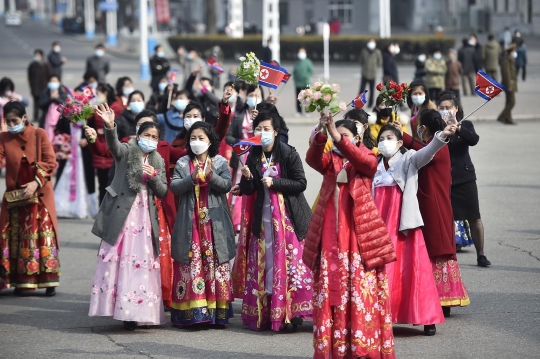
[297,81,347,114]
[52,133,72,161]
[56,86,95,125]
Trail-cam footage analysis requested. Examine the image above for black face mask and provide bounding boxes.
[379,108,393,118]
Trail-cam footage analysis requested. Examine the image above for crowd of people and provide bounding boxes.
[0,36,502,358]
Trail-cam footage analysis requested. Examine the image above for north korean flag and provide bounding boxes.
[168,69,178,84]
[475,70,505,101]
[270,60,291,84]
[206,56,224,74]
[258,61,287,90]
[233,135,262,156]
[351,90,368,109]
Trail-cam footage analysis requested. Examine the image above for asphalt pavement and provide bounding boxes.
[0,19,539,359]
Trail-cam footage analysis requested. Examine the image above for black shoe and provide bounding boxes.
[424,324,436,336]
[442,306,451,317]
[45,287,56,296]
[477,255,492,267]
[123,321,137,331]
[290,316,303,332]
[13,288,31,296]
[456,244,463,252]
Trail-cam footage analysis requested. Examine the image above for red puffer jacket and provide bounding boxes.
[303,132,396,270]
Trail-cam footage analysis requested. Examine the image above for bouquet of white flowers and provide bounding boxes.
[236,52,261,85]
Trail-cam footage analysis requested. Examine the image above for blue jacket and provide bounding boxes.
[516,45,527,68]
[157,108,184,144]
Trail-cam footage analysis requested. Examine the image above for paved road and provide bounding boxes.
[0,19,539,359]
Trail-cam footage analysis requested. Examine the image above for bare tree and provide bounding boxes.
[206,0,217,34]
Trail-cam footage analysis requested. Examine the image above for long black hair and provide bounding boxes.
[0,77,15,95]
[115,76,132,96]
[96,83,116,104]
[376,124,407,155]
[187,121,220,159]
[127,90,145,103]
[344,108,376,150]
[406,79,431,109]
[418,109,446,138]
[3,100,26,118]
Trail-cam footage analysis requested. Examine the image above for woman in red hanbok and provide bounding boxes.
[304,115,396,359]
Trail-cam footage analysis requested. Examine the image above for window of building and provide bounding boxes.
[328,0,354,27]
[279,1,289,27]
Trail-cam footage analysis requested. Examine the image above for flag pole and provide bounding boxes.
[459,100,489,124]
[276,81,288,97]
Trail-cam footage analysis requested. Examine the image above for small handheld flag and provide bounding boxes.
[351,90,368,109]
[168,69,178,84]
[206,56,224,74]
[233,135,262,156]
[258,61,287,90]
[269,60,291,84]
[475,70,505,101]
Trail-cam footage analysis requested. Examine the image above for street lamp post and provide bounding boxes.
[323,22,330,81]
[379,0,391,38]
[228,0,243,39]
[262,0,280,63]
[139,0,149,79]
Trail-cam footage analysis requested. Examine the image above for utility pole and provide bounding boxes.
[85,0,95,39]
[262,0,280,63]
[140,0,150,79]
[379,0,391,38]
[106,0,117,46]
[228,0,243,38]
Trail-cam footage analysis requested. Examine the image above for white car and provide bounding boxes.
[5,12,22,26]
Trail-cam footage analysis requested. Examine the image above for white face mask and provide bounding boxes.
[173,99,189,111]
[123,87,134,97]
[433,53,442,60]
[298,52,307,60]
[190,140,209,155]
[53,46,61,53]
[512,52,518,59]
[5,91,12,97]
[378,140,400,158]
[356,124,365,136]
[411,95,425,105]
[417,54,426,62]
[367,42,376,50]
[184,117,201,130]
[95,49,105,57]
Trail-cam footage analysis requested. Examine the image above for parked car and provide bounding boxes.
[5,12,22,26]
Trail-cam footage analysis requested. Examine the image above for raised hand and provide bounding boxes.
[192,66,202,77]
[250,109,259,121]
[222,86,233,104]
[266,93,278,105]
[391,119,402,135]
[191,162,201,181]
[95,103,115,129]
[326,114,341,142]
[442,124,458,138]
[204,158,214,177]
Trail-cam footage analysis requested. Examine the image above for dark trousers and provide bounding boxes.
[516,66,526,81]
[429,88,443,103]
[32,95,41,122]
[295,87,303,113]
[497,90,516,123]
[359,77,375,107]
[486,69,498,82]
[96,168,110,204]
[462,72,475,95]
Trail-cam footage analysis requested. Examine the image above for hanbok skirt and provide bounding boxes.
[455,220,474,247]
[88,188,165,325]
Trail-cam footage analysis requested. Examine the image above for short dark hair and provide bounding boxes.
[3,100,26,118]
[407,80,431,108]
[376,124,407,155]
[128,90,145,103]
[137,121,160,136]
[52,41,60,47]
[437,90,464,120]
[418,109,446,137]
[224,81,240,92]
[96,83,116,104]
[0,77,15,93]
[335,119,358,137]
[200,77,213,87]
[96,43,105,49]
[183,102,205,119]
[187,121,220,159]
[83,69,99,82]
[48,74,60,82]
[115,76,132,96]
[154,44,162,52]
[34,49,44,56]
[176,89,190,98]
[488,34,494,41]
[253,104,284,133]
[135,109,158,124]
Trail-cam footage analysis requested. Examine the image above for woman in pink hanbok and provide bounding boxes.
[373,123,457,335]
[87,104,168,331]
[234,106,313,331]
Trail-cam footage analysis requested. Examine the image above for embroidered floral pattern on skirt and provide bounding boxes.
[431,256,470,307]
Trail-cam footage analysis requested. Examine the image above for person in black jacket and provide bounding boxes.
[28,49,51,122]
[382,43,399,83]
[237,106,313,331]
[115,90,146,140]
[437,92,491,267]
[47,41,66,80]
[149,45,170,92]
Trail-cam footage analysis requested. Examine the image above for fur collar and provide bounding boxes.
[126,138,163,191]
